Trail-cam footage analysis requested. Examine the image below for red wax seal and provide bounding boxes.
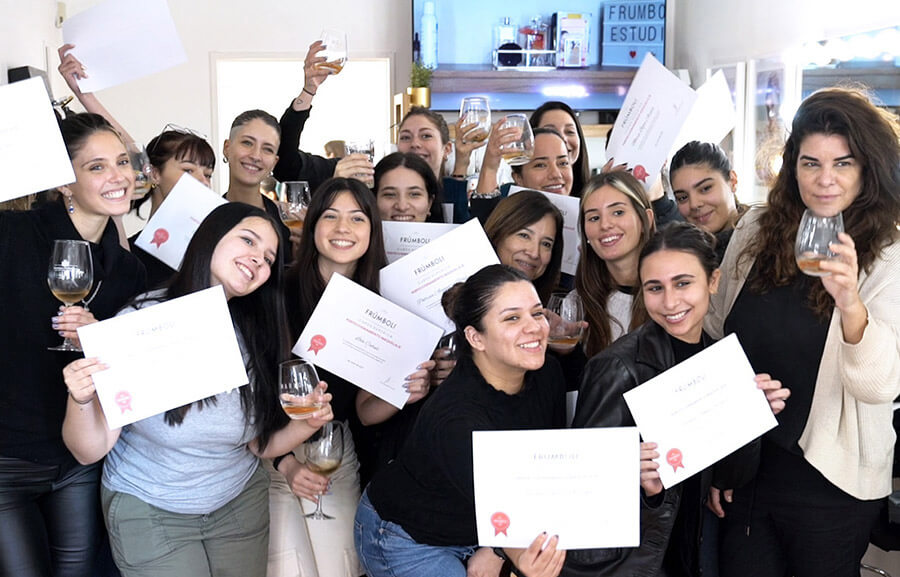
[308,334,327,355]
[666,448,684,472]
[151,228,169,248]
[115,391,133,413]
[632,164,649,183]
[491,512,510,536]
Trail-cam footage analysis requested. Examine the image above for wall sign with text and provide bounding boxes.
[601,0,666,67]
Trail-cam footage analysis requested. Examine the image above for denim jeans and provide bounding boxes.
[354,490,475,577]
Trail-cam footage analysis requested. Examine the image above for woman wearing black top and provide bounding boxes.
[0,113,146,577]
[357,265,567,577]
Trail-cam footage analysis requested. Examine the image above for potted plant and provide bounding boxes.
[408,61,432,108]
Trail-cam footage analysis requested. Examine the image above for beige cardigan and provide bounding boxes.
[706,208,900,500]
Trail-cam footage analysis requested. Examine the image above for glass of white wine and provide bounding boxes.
[305,422,344,520]
[279,359,323,420]
[546,292,584,348]
[319,29,348,75]
[47,240,93,352]
[126,142,153,197]
[277,181,311,234]
[459,96,491,144]
[795,209,844,277]
[498,114,534,166]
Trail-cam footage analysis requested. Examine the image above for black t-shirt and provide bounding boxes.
[367,354,566,546]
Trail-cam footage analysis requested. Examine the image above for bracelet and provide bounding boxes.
[302,87,316,97]
[450,173,467,179]
[272,453,292,471]
[471,187,501,199]
[69,392,94,405]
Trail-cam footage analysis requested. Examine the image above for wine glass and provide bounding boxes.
[277,181,311,234]
[459,96,491,144]
[279,359,323,420]
[305,422,344,520]
[344,140,375,186]
[546,292,584,347]
[795,209,844,277]
[498,114,534,166]
[319,29,348,75]
[437,332,458,361]
[47,240,93,352]
[126,142,153,197]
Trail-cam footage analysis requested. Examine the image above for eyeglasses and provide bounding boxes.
[147,123,209,156]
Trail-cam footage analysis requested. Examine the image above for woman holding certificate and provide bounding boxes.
[60,202,333,577]
[356,264,567,577]
[273,177,434,577]
[707,87,900,577]
[569,222,788,577]
[0,112,146,577]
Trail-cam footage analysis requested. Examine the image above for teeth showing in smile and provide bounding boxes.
[331,239,354,248]
[392,215,415,221]
[241,163,261,173]
[519,341,541,349]
[599,234,621,245]
[665,311,688,322]
[103,189,126,199]
[236,263,253,280]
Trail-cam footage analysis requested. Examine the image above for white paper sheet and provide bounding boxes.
[623,334,778,489]
[473,428,640,550]
[379,218,500,334]
[62,0,187,93]
[605,54,698,190]
[0,78,75,202]
[382,221,458,264]
[669,70,736,158]
[134,173,226,270]
[293,274,443,409]
[507,186,582,276]
[77,286,249,429]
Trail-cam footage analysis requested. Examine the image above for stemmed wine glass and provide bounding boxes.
[47,240,93,351]
[498,114,534,166]
[279,359,323,419]
[277,181,311,234]
[126,142,153,197]
[795,209,844,277]
[305,422,344,520]
[459,96,491,144]
[546,292,584,347]
[319,29,348,75]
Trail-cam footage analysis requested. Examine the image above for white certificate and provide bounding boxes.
[77,286,249,429]
[605,53,697,190]
[0,78,75,202]
[380,218,500,334]
[473,428,639,550]
[292,274,443,409]
[669,70,736,159]
[382,221,458,264]
[62,0,187,93]
[623,334,777,489]
[508,186,582,276]
[134,173,226,269]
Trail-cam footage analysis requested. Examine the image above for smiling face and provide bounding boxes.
[223,118,280,188]
[495,214,557,281]
[154,156,214,199]
[671,164,738,233]
[537,109,580,165]
[582,184,651,267]
[209,216,279,300]
[640,249,720,343]
[376,166,433,222]
[513,133,573,195]
[397,115,451,178]
[795,133,862,217]
[466,280,549,377]
[61,130,134,217]
[313,190,372,278]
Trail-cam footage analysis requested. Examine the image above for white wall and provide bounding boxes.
[0,0,65,95]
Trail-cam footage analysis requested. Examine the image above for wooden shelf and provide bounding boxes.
[430,64,637,95]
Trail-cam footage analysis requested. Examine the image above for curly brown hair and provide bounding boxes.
[740,87,900,317]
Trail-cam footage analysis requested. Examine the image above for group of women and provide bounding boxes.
[0,33,896,577]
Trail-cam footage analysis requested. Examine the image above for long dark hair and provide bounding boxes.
[576,171,655,357]
[639,222,718,281]
[374,152,444,223]
[142,203,289,450]
[285,178,386,335]
[484,190,563,303]
[531,101,589,197]
[442,265,531,359]
[670,140,747,230]
[59,112,121,159]
[740,86,900,317]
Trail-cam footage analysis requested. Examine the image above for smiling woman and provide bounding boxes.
[374,152,444,223]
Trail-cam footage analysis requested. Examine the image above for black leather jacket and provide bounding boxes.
[564,322,755,577]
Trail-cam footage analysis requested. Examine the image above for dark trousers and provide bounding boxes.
[719,446,883,577]
[0,456,102,577]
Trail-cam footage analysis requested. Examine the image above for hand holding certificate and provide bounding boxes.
[76,286,249,429]
[623,334,778,489]
[293,274,443,409]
